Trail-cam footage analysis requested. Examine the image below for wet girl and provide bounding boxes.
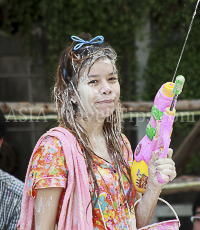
[19,34,176,230]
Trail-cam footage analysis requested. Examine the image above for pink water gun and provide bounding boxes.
[131,75,185,193]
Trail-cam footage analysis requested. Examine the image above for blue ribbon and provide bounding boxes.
[71,35,104,50]
[63,69,66,79]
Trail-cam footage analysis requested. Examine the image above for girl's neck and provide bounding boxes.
[76,117,111,163]
[77,118,104,140]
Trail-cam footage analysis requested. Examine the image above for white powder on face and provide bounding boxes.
[97,57,112,65]
[77,58,119,121]
[78,71,97,118]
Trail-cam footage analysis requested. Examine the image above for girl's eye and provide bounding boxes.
[88,80,98,84]
[109,77,118,81]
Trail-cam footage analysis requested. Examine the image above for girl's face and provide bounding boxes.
[77,58,120,121]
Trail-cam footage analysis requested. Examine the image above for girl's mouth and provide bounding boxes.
[97,100,115,104]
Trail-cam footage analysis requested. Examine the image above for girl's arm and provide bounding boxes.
[34,187,63,230]
[135,183,162,228]
[135,148,176,228]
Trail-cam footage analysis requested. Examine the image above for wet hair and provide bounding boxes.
[193,192,200,216]
[53,33,133,211]
[0,110,6,139]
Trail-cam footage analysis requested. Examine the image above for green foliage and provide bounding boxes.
[184,150,200,175]
[1,0,199,100]
[1,0,42,52]
[142,0,200,101]
[0,0,142,101]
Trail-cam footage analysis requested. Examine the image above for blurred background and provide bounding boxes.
[0,0,200,229]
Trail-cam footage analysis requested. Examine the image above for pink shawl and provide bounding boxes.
[18,127,93,230]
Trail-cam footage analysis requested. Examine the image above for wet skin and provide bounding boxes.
[77,59,120,121]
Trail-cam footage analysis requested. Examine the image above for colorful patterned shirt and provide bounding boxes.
[28,134,136,229]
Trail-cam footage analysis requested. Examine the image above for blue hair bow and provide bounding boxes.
[71,35,104,50]
[63,68,66,79]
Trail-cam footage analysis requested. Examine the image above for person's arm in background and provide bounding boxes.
[0,169,24,230]
[7,198,22,230]
[34,188,62,230]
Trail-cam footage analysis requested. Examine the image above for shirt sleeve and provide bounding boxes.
[27,136,68,197]
[121,134,134,168]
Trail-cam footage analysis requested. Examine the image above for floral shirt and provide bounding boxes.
[28,134,136,229]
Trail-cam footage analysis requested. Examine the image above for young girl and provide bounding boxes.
[18,33,176,230]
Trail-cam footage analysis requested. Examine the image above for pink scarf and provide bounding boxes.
[18,127,93,230]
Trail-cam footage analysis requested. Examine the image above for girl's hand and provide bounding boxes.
[135,149,176,228]
[147,148,176,190]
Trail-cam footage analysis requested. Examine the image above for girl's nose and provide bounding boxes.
[99,80,112,95]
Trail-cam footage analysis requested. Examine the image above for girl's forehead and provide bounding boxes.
[78,57,116,83]
[89,59,113,74]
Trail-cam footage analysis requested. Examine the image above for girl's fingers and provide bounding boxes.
[158,172,170,183]
[156,165,176,181]
[154,158,175,166]
[156,164,175,171]
[167,148,173,159]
